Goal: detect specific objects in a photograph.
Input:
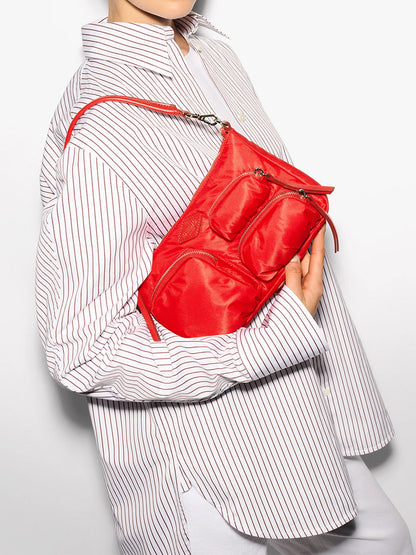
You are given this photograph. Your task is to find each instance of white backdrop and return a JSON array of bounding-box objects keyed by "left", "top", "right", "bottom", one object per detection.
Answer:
[{"left": 1, "top": 1, "right": 414, "bottom": 553}]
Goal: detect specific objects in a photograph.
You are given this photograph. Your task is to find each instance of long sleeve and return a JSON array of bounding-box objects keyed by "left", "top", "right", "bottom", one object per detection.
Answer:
[{"left": 35, "top": 145, "right": 328, "bottom": 403}]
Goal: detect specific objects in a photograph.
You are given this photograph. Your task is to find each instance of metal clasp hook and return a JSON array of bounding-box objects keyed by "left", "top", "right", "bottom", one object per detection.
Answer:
[{"left": 185, "top": 112, "right": 225, "bottom": 126}]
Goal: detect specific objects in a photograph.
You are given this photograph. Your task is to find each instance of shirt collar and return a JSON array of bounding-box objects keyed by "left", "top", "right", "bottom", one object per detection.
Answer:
[{"left": 81, "top": 11, "right": 229, "bottom": 78}]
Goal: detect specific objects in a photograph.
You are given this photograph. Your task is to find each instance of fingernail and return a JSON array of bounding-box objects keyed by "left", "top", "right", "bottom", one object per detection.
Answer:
[{"left": 290, "top": 255, "right": 300, "bottom": 262}]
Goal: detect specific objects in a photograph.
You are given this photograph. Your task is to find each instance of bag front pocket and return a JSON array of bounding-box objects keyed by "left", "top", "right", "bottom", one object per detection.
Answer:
[
  {"left": 239, "top": 193, "right": 322, "bottom": 280},
  {"left": 151, "top": 250, "right": 261, "bottom": 337},
  {"left": 209, "top": 171, "right": 270, "bottom": 241}
]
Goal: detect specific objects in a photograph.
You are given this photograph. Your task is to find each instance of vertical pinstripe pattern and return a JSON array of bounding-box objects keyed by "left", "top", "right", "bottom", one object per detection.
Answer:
[{"left": 35, "top": 11, "right": 394, "bottom": 554}]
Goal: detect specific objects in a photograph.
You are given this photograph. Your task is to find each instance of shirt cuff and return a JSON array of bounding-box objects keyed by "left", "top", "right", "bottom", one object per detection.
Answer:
[{"left": 236, "top": 285, "right": 330, "bottom": 381}]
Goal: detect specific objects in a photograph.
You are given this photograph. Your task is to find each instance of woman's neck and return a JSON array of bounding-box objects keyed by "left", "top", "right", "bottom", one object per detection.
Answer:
[{"left": 107, "top": 0, "right": 190, "bottom": 56}]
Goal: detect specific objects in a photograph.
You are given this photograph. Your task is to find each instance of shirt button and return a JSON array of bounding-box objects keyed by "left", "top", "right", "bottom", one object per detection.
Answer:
[
  {"left": 191, "top": 25, "right": 199, "bottom": 35},
  {"left": 238, "top": 112, "right": 246, "bottom": 123},
  {"left": 322, "top": 387, "right": 331, "bottom": 397},
  {"left": 194, "top": 43, "right": 202, "bottom": 52}
]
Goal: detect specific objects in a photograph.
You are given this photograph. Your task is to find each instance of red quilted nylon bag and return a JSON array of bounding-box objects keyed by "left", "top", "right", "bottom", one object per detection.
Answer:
[{"left": 65, "top": 97, "right": 338, "bottom": 340}]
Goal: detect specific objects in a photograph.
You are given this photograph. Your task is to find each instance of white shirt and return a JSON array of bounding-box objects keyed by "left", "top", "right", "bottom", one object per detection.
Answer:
[{"left": 35, "top": 10, "right": 395, "bottom": 553}]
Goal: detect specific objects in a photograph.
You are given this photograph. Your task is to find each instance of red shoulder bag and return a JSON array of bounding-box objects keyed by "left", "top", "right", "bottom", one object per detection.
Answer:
[{"left": 65, "top": 96, "right": 338, "bottom": 340}]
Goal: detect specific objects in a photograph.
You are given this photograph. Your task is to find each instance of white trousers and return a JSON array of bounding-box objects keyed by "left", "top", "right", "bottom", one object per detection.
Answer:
[{"left": 182, "top": 456, "right": 414, "bottom": 555}]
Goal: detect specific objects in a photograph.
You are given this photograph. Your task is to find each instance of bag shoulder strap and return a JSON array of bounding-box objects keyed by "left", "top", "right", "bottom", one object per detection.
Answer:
[
  {"left": 63, "top": 95, "right": 231, "bottom": 342},
  {"left": 64, "top": 95, "right": 230, "bottom": 149},
  {"left": 64, "top": 95, "right": 188, "bottom": 149}
]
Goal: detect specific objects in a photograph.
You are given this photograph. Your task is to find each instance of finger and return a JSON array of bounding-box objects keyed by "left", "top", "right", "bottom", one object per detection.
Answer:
[
  {"left": 300, "top": 251, "right": 310, "bottom": 278},
  {"left": 284, "top": 254, "right": 303, "bottom": 298},
  {"left": 307, "top": 223, "right": 326, "bottom": 251},
  {"left": 310, "top": 225, "right": 326, "bottom": 255},
  {"left": 307, "top": 225, "right": 326, "bottom": 280}
]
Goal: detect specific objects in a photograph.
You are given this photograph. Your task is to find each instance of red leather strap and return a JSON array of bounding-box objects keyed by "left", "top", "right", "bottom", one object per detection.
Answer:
[
  {"left": 64, "top": 95, "right": 189, "bottom": 149},
  {"left": 137, "top": 291, "right": 161, "bottom": 341},
  {"left": 264, "top": 173, "right": 339, "bottom": 251},
  {"left": 64, "top": 95, "right": 188, "bottom": 341},
  {"left": 306, "top": 196, "right": 340, "bottom": 253}
]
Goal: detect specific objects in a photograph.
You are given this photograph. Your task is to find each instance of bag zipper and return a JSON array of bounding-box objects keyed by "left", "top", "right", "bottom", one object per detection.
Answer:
[
  {"left": 239, "top": 192, "right": 300, "bottom": 254},
  {"left": 258, "top": 169, "right": 335, "bottom": 195},
  {"left": 239, "top": 190, "right": 339, "bottom": 254},
  {"left": 209, "top": 166, "right": 334, "bottom": 223},
  {"left": 257, "top": 168, "right": 339, "bottom": 251},
  {"left": 151, "top": 250, "right": 218, "bottom": 307},
  {"left": 208, "top": 169, "right": 266, "bottom": 220},
  {"left": 150, "top": 249, "right": 260, "bottom": 308}
]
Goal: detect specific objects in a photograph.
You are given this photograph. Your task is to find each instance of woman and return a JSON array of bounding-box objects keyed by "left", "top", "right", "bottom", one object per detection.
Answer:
[{"left": 35, "top": 0, "right": 414, "bottom": 553}]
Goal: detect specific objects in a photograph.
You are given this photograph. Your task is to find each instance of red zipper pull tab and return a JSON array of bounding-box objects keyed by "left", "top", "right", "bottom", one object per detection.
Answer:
[
  {"left": 137, "top": 291, "right": 161, "bottom": 341},
  {"left": 299, "top": 190, "right": 339, "bottom": 253},
  {"left": 263, "top": 173, "right": 335, "bottom": 195}
]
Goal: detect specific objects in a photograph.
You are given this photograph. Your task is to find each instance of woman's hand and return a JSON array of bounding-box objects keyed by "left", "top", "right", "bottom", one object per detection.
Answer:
[{"left": 284, "top": 226, "right": 326, "bottom": 317}]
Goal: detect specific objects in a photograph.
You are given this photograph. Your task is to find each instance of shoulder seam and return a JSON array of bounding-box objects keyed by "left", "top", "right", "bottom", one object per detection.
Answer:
[{"left": 62, "top": 143, "right": 150, "bottom": 216}]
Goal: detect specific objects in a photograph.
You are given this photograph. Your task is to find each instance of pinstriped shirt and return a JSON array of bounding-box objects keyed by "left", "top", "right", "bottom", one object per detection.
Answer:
[{"left": 35, "top": 11, "right": 395, "bottom": 553}]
